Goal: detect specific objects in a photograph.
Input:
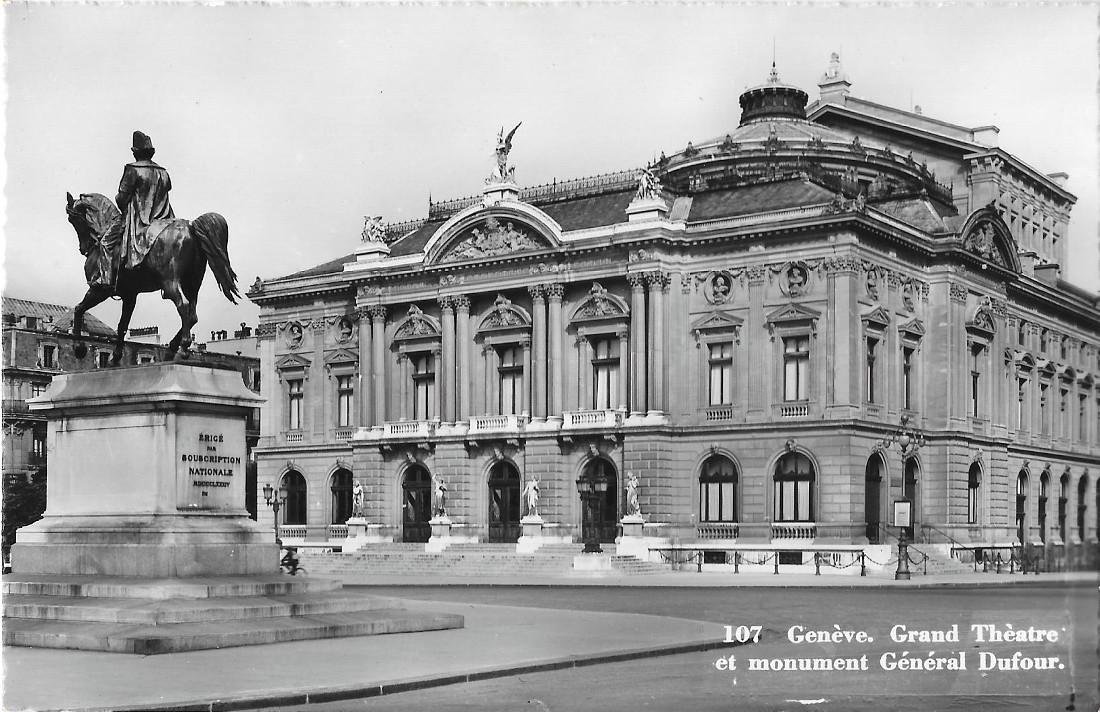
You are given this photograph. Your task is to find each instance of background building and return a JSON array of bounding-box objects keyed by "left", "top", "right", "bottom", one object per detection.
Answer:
[
  {"left": 1, "top": 297, "right": 262, "bottom": 558},
  {"left": 249, "top": 57, "right": 1099, "bottom": 564}
]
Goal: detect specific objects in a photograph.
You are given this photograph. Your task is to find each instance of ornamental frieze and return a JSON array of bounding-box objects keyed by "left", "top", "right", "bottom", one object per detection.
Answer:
[
  {"left": 439, "top": 218, "right": 548, "bottom": 263},
  {"left": 256, "top": 322, "right": 277, "bottom": 339}
]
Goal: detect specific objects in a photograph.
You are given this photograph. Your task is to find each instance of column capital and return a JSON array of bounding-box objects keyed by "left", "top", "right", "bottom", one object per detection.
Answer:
[
  {"left": 396, "top": 352, "right": 409, "bottom": 363},
  {"left": 949, "top": 283, "right": 970, "bottom": 303},
  {"left": 574, "top": 334, "right": 589, "bottom": 346},
  {"left": 615, "top": 327, "right": 630, "bottom": 341},
  {"left": 256, "top": 322, "right": 278, "bottom": 339},
  {"left": 626, "top": 272, "right": 646, "bottom": 289},
  {"left": 645, "top": 271, "right": 671, "bottom": 290},
  {"left": 438, "top": 296, "right": 456, "bottom": 311},
  {"left": 528, "top": 285, "right": 546, "bottom": 300},
  {"left": 545, "top": 283, "right": 565, "bottom": 300},
  {"left": 453, "top": 294, "right": 471, "bottom": 311},
  {"left": 367, "top": 305, "right": 388, "bottom": 321},
  {"left": 823, "top": 256, "right": 861, "bottom": 274},
  {"left": 355, "top": 306, "right": 373, "bottom": 320},
  {"left": 520, "top": 336, "right": 532, "bottom": 349}
]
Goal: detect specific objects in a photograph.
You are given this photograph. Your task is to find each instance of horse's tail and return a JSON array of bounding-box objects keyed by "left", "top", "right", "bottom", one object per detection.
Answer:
[{"left": 191, "top": 212, "right": 239, "bottom": 304}]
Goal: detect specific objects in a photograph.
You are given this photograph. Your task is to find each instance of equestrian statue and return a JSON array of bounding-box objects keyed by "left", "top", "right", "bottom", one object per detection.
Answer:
[{"left": 65, "top": 131, "right": 238, "bottom": 364}]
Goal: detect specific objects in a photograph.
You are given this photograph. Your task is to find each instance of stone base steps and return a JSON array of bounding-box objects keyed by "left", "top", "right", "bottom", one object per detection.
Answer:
[
  {"left": 1, "top": 574, "right": 464, "bottom": 654},
  {"left": 609, "top": 555, "right": 670, "bottom": 575}
]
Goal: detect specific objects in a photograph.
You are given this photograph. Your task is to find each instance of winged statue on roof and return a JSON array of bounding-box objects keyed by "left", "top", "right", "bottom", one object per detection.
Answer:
[{"left": 491, "top": 122, "right": 522, "bottom": 183}]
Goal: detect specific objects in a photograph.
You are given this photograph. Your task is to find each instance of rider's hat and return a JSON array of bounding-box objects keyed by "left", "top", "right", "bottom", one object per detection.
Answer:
[{"left": 131, "top": 131, "right": 154, "bottom": 151}]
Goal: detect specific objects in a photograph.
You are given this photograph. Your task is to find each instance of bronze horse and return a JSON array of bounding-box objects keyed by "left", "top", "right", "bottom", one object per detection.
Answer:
[{"left": 65, "top": 192, "right": 239, "bottom": 364}]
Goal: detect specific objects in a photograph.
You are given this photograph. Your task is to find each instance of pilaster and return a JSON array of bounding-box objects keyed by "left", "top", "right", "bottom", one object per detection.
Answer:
[
  {"left": 627, "top": 273, "right": 647, "bottom": 414},
  {"left": 356, "top": 308, "right": 373, "bottom": 427},
  {"left": 455, "top": 295, "right": 471, "bottom": 421},
  {"left": 646, "top": 271, "right": 669, "bottom": 413},
  {"left": 529, "top": 286, "right": 547, "bottom": 419},
  {"left": 369, "top": 306, "right": 387, "bottom": 423},
  {"left": 546, "top": 284, "right": 564, "bottom": 418}
]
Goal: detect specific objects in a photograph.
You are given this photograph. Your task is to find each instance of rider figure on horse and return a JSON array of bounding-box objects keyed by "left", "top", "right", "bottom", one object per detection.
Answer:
[{"left": 96, "top": 131, "right": 174, "bottom": 288}]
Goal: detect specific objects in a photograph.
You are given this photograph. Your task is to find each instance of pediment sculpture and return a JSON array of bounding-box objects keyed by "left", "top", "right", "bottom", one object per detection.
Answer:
[
  {"left": 963, "top": 221, "right": 1006, "bottom": 266},
  {"left": 394, "top": 305, "right": 439, "bottom": 339},
  {"left": 440, "top": 217, "right": 546, "bottom": 263}
]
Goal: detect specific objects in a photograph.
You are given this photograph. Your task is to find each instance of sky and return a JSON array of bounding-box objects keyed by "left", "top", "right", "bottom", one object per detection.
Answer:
[{"left": 3, "top": 2, "right": 1098, "bottom": 341}]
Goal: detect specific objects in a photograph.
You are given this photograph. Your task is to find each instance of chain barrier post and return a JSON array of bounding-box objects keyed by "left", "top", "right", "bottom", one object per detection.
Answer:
[
  {"left": 697, "top": 551, "right": 703, "bottom": 573},
  {"left": 860, "top": 550, "right": 866, "bottom": 576},
  {"left": 814, "top": 551, "right": 820, "bottom": 575},
  {"left": 773, "top": 553, "right": 779, "bottom": 575},
  {"left": 733, "top": 550, "right": 740, "bottom": 574}
]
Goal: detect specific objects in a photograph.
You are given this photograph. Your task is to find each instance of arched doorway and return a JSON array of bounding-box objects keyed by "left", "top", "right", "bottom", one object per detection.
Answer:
[
  {"left": 1078, "top": 475, "right": 1089, "bottom": 542},
  {"left": 488, "top": 461, "right": 521, "bottom": 543},
  {"left": 280, "top": 470, "right": 307, "bottom": 525},
  {"left": 865, "top": 454, "right": 885, "bottom": 543},
  {"left": 580, "top": 458, "right": 618, "bottom": 543},
  {"left": 903, "top": 458, "right": 920, "bottom": 540},
  {"left": 402, "top": 465, "right": 433, "bottom": 543},
  {"left": 967, "top": 462, "right": 982, "bottom": 526},
  {"left": 1016, "top": 470, "right": 1029, "bottom": 544},
  {"left": 330, "top": 468, "right": 354, "bottom": 524}
]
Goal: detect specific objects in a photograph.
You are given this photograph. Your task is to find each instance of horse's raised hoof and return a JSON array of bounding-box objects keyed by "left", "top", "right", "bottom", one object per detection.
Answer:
[{"left": 73, "top": 342, "right": 88, "bottom": 359}]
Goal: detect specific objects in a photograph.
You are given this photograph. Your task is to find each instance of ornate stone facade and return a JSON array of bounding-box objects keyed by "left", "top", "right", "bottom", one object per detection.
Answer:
[{"left": 249, "top": 61, "right": 1100, "bottom": 559}]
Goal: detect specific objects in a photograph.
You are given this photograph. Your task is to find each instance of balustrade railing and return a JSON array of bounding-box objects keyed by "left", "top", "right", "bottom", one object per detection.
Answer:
[
  {"left": 562, "top": 409, "right": 624, "bottom": 429},
  {"left": 778, "top": 402, "right": 809, "bottom": 418},
  {"left": 328, "top": 524, "right": 349, "bottom": 539},
  {"left": 771, "top": 522, "right": 817, "bottom": 539},
  {"left": 697, "top": 523, "right": 739, "bottom": 540},
  {"left": 468, "top": 414, "right": 526, "bottom": 434},
  {"left": 284, "top": 431, "right": 304, "bottom": 443},
  {"left": 705, "top": 406, "right": 735, "bottom": 422},
  {"left": 383, "top": 420, "right": 437, "bottom": 438},
  {"left": 279, "top": 525, "right": 307, "bottom": 539},
  {"left": 334, "top": 427, "right": 356, "bottom": 442}
]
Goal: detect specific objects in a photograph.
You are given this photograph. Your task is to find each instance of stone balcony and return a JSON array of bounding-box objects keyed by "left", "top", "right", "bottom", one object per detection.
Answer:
[
  {"left": 561, "top": 409, "right": 625, "bottom": 430},
  {"left": 467, "top": 413, "right": 528, "bottom": 436}
]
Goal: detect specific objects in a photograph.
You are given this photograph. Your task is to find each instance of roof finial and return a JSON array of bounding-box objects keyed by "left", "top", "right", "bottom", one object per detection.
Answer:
[{"left": 769, "top": 39, "right": 779, "bottom": 83}]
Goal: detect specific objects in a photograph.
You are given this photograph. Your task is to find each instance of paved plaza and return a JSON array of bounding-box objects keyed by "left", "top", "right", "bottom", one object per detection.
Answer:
[{"left": 3, "top": 572, "right": 1094, "bottom": 712}]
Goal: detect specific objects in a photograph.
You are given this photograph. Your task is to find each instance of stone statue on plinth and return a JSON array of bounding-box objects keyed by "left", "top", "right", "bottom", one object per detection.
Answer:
[
  {"left": 489, "top": 122, "right": 522, "bottom": 184},
  {"left": 521, "top": 476, "right": 540, "bottom": 518},
  {"left": 433, "top": 474, "right": 448, "bottom": 517},
  {"left": 351, "top": 480, "right": 365, "bottom": 518},
  {"left": 625, "top": 472, "right": 641, "bottom": 517}
]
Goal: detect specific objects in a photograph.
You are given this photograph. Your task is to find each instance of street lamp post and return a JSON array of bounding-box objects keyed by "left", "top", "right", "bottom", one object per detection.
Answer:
[
  {"left": 893, "top": 498, "right": 912, "bottom": 581},
  {"left": 576, "top": 474, "right": 609, "bottom": 553},
  {"left": 262, "top": 482, "right": 288, "bottom": 545}
]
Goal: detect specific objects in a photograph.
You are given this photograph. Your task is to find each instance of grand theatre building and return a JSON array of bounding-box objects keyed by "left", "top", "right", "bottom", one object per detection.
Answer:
[{"left": 250, "top": 57, "right": 1099, "bottom": 558}]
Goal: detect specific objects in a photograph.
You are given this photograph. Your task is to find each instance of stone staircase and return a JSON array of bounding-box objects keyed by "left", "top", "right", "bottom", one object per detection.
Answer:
[
  {"left": 2, "top": 574, "right": 463, "bottom": 654},
  {"left": 302, "top": 543, "right": 673, "bottom": 577}
]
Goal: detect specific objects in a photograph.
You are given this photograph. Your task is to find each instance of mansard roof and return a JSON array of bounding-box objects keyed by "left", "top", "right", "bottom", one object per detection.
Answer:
[{"left": 688, "top": 178, "right": 835, "bottom": 221}]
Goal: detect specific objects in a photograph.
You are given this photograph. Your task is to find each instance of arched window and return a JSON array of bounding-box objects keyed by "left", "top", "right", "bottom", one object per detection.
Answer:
[
  {"left": 1016, "top": 471, "right": 1029, "bottom": 544},
  {"left": 1078, "top": 475, "right": 1089, "bottom": 542},
  {"left": 699, "top": 455, "right": 738, "bottom": 523},
  {"left": 330, "top": 468, "right": 353, "bottom": 524},
  {"left": 280, "top": 470, "right": 307, "bottom": 525},
  {"left": 774, "top": 452, "right": 814, "bottom": 522},
  {"left": 1038, "top": 471, "right": 1050, "bottom": 543},
  {"left": 967, "top": 463, "right": 981, "bottom": 525},
  {"left": 865, "top": 454, "right": 886, "bottom": 543}
]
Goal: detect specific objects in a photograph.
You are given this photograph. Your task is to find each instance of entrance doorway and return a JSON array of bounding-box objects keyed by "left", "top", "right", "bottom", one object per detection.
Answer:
[
  {"left": 580, "top": 458, "right": 618, "bottom": 543},
  {"left": 488, "top": 462, "right": 521, "bottom": 543},
  {"left": 402, "top": 465, "right": 432, "bottom": 543},
  {"left": 903, "top": 458, "right": 920, "bottom": 540},
  {"left": 1016, "top": 471, "right": 1029, "bottom": 544},
  {"left": 865, "top": 454, "right": 885, "bottom": 544}
]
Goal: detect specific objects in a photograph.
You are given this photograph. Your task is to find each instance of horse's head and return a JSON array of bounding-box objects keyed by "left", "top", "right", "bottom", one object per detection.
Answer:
[{"left": 66, "top": 192, "right": 120, "bottom": 255}]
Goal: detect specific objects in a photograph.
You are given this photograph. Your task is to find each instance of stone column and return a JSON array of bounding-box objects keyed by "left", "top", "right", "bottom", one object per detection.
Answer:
[
  {"left": 439, "top": 297, "right": 456, "bottom": 423},
  {"left": 745, "top": 266, "right": 767, "bottom": 420},
  {"left": 482, "top": 344, "right": 493, "bottom": 415},
  {"left": 529, "top": 286, "right": 547, "bottom": 418},
  {"left": 627, "top": 273, "right": 647, "bottom": 414},
  {"left": 398, "top": 353, "right": 409, "bottom": 421},
  {"left": 948, "top": 284, "right": 970, "bottom": 429},
  {"left": 455, "top": 295, "right": 471, "bottom": 421},
  {"left": 646, "top": 272, "right": 669, "bottom": 413},
  {"left": 369, "top": 306, "right": 387, "bottom": 424},
  {"left": 357, "top": 308, "right": 373, "bottom": 427},
  {"left": 432, "top": 346, "right": 443, "bottom": 420},
  {"left": 256, "top": 323, "right": 279, "bottom": 439},
  {"left": 310, "top": 321, "right": 326, "bottom": 438},
  {"left": 576, "top": 335, "right": 589, "bottom": 409},
  {"left": 521, "top": 337, "right": 532, "bottom": 416},
  {"left": 616, "top": 328, "right": 629, "bottom": 411},
  {"left": 546, "top": 284, "right": 564, "bottom": 418}
]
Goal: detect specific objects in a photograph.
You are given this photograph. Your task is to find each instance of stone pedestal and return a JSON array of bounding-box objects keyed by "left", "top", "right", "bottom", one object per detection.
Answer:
[
  {"left": 620, "top": 513, "right": 645, "bottom": 538},
  {"left": 516, "top": 514, "right": 545, "bottom": 553},
  {"left": 625, "top": 196, "right": 669, "bottom": 222},
  {"left": 614, "top": 515, "right": 669, "bottom": 561},
  {"left": 12, "top": 363, "right": 270, "bottom": 577},
  {"left": 426, "top": 516, "right": 453, "bottom": 552},
  {"left": 343, "top": 517, "right": 390, "bottom": 552}
]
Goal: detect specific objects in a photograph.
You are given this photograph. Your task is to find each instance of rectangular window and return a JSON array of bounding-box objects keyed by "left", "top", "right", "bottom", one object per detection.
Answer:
[
  {"left": 1017, "top": 378, "right": 1028, "bottom": 430},
  {"left": 1039, "top": 383, "right": 1049, "bottom": 435},
  {"left": 40, "top": 344, "right": 57, "bottom": 369},
  {"left": 969, "top": 345, "right": 983, "bottom": 418},
  {"left": 138, "top": 353, "right": 155, "bottom": 364},
  {"left": 30, "top": 382, "right": 46, "bottom": 398},
  {"left": 1059, "top": 389, "right": 1068, "bottom": 438},
  {"left": 902, "top": 347, "right": 914, "bottom": 410},
  {"left": 708, "top": 342, "right": 733, "bottom": 406},
  {"left": 1018, "top": 321, "right": 1027, "bottom": 346},
  {"left": 336, "top": 375, "right": 354, "bottom": 427},
  {"left": 773, "top": 479, "right": 813, "bottom": 522},
  {"left": 96, "top": 351, "right": 112, "bottom": 368},
  {"left": 782, "top": 336, "right": 809, "bottom": 402},
  {"left": 866, "top": 337, "right": 878, "bottom": 403},
  {"left": 288, "top": 379, "right": 303, "bottom": 430},
  {"left": 700, "top": 481, "right": 736, "bottom": 522},
  {"left": 31, "top": 431, "right": 46, "bottom": 459},
  {"left": 412, "top": 353, "right": 436, "bottom": 420},
  {"left": 498, "top": 346, "right": 522, "bottom": 416},
  {"left": 591, "top": 338, "right": 620, "bottom": 410},
  {"left": 1080, "top": 395, "right": 1088, "bottom": 442}
]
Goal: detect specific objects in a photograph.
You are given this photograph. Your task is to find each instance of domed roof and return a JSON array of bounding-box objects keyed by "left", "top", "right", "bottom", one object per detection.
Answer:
[{"left": 738, "top": 64, "right": 809, "bottom": 124}]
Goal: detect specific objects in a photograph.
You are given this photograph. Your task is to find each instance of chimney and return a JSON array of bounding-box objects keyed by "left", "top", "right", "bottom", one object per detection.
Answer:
[{"left": 1033, "top": 262, "right": 1061, "bottom": 286}]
